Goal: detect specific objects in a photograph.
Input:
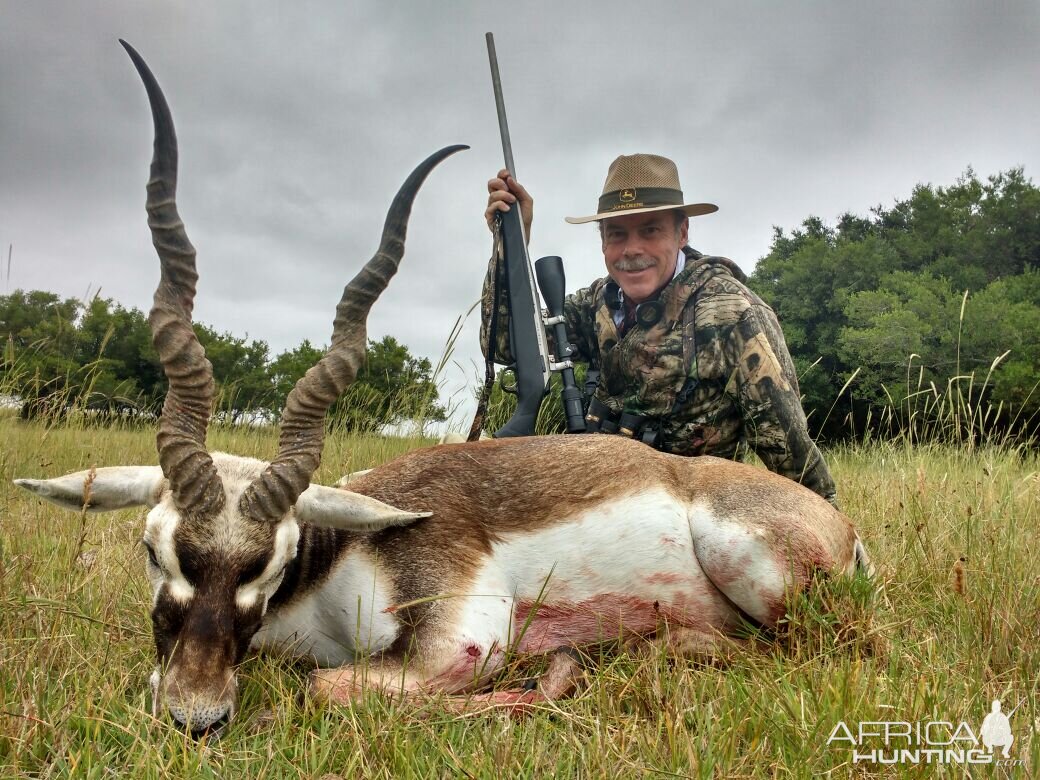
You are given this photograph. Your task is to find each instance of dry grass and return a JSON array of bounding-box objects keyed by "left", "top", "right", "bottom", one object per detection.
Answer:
[{"left": 1, "top": 417, "right": 1037, "bottom": 778}]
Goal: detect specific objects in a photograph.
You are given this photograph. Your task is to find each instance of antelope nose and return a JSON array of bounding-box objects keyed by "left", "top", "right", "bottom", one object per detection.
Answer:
[
  {"left": 167, "top": 694, "right": 232, "bottom": 740},
  {"left": 167, "top": 700, "right": 232, "bottom": 737}
]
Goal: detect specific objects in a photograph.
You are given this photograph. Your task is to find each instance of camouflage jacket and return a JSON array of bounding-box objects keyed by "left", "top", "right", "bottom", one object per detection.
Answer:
[{"left": 480, "top": 243, "right": 837, "bottom": 504}]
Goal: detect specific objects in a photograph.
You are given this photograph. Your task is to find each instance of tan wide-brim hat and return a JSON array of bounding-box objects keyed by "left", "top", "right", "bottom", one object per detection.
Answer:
[{"left": 564, "top": 153, "right": 718, "bottom": 224}]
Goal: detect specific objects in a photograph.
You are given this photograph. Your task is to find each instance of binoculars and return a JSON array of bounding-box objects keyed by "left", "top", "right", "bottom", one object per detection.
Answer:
[{"left": 584, "top": 397, "right": 660, "bottom": 448}]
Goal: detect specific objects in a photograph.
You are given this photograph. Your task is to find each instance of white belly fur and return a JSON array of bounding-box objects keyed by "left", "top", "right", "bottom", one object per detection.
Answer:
[{"left": 452, "top": 488, "right": 742, "bottom": 656}]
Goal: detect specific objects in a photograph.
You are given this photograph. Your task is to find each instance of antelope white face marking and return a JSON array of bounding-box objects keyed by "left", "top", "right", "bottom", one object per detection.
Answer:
[
  {"left": 142, "top": 502, "right": 195, "bottom": 604},
  {"left": 235, "top": 518, "right": 299, "bottom": 610},
  {"left": 149, "top": 668, "right": 161, "bottom": 716}
]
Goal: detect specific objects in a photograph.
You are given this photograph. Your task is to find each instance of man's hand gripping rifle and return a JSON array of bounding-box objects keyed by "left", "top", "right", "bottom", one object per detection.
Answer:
[{"left": 482, "top": 33, "right": 585, "bottom": 438}]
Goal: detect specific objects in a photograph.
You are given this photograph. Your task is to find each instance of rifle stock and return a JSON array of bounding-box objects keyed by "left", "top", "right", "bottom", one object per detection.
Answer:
[{"left": 493, "top": 204, "right": 551, "bottom": 437}]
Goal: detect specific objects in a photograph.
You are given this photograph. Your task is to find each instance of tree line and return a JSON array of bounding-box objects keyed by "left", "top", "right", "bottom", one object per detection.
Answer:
[
  {"left": 0, "top": 291, "right": 445, "bottom": 430},
  {"left": 747, "top": 167, "right": 1039, "bottom": 441},
  {"left": 4, "top": 166, "right": 1038, "bottom": 442}
]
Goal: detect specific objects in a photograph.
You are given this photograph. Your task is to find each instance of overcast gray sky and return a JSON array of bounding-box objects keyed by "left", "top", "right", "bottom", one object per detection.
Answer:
[{"left": 3, "top": 2, "right": 1038, "bottom": 432}]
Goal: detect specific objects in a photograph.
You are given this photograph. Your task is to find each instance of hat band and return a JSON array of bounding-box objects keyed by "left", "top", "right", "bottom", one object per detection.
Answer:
[{"left": 597, "top": 187, "right": 683, "bottom": 215}]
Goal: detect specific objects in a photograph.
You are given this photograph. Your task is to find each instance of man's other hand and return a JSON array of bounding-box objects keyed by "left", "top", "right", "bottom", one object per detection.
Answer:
[{"left": 486, "top": 169, "right": 534, "bottom": 241}]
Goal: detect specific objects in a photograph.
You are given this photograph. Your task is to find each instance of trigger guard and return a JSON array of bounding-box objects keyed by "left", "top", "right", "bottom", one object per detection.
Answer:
[{"left": 500, "top": 366, "right": 519, "bottom": 395}]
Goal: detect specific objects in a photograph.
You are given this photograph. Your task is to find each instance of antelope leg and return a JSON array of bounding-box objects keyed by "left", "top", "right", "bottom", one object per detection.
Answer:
[
  {"left": 310, "top": 661, "right": 424, "bottom": 704},
  {"left": 632, "top": 626, "right": 751, "bottom": 663},
  {"left": 435, "top": 647, "right": 586, "bottom": 717}
]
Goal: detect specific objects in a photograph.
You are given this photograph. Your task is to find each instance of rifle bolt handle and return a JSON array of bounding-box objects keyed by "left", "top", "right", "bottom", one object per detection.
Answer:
[{"left": 549, "top": 358, "right": 575, "bottom": 371}]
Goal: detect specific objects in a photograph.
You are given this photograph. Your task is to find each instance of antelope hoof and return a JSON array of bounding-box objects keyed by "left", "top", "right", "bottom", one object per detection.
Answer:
[{"left": 537, "top": 647, "right": 585, "bottom": 700}]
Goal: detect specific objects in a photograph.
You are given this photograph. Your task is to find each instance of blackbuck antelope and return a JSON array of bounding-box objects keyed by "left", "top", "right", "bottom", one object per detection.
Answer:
[{"left": 15, "top": 42, "right": 871, "bottom": 735}]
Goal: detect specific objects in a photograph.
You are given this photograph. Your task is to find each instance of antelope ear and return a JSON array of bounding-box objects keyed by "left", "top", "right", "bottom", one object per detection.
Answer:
[
  {"left": 296, "top": 483, "right": 431, "bottom": 532},
  {"left": 14, "top": 466, "right": 167, "bottom": 512}
]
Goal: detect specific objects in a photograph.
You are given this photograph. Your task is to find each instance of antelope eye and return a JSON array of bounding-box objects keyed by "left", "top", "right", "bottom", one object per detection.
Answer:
[{"left": 142, "top": 541, "right": 160, "bottom": 569}]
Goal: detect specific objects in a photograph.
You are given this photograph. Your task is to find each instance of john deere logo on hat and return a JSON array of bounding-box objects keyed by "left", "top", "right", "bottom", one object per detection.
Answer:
[{"left": 565, "top": 153, "right": 719, "bottom": 224}]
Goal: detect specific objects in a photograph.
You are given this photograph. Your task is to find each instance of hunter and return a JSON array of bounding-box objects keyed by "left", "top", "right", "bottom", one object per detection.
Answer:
[{"left": 481, "top": 153, "right": 838, "bottom": 505}]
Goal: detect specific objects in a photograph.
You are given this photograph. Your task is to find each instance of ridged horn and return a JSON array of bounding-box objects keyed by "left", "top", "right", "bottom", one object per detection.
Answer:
[
  {"left": 120, "top": 40, "right": 224, "bottom": 515},
  {"left": 240, "top": 144, "right": 468, "bottom": 522}
]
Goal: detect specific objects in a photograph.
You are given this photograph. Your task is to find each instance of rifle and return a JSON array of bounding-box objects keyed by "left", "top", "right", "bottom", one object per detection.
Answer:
[{"left": 484, "top": 33, "right": 585, "bottom": 438}]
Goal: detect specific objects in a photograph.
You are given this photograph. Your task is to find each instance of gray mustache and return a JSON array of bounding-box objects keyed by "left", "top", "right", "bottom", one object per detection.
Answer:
[{"left": 615, "top": 256, "right": 655, "bottom": 272}]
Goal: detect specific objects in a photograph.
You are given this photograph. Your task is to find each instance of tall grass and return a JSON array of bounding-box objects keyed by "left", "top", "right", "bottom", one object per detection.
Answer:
[
  {"left": 862, "top": 350, "right": 1040, "bottom": 451},
  {"left": 847, "top": 294, "right": 1040, "bottom": 450}
]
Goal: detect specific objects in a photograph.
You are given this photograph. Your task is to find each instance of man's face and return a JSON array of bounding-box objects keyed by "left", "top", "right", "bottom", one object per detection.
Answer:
[{"left": 601, "top": 211, "right": 688, "bottom": 304}]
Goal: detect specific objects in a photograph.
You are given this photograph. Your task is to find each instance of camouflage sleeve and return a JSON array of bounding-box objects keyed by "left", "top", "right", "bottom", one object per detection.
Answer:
[
  {"left": 479, "top": 229, "right": 600, "bottom": 366},
  {"left": 723, "top": 303, "right": 839, "bottom": 506},
  {"left": 562, "top": 283, "right": 601, "bottom": 367}
]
